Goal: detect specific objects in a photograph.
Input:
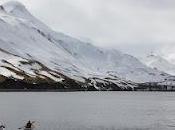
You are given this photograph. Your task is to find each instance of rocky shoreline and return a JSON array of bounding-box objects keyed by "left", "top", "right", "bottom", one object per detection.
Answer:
[{"left": 1, "top": 78, "right": 175, "bottom": 91}]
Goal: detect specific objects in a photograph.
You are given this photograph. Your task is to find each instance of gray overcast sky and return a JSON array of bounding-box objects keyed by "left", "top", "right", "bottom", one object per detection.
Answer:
[{"left": 1, "top": 0, "right": 175, "bottom": 61}]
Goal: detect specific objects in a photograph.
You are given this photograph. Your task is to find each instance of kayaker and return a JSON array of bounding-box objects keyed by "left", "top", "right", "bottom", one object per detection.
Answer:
[
  {"left": 0, "top": 125, "right": 5, "bottom": 130},
  {"left": 19, "top": 120, "right": 38, "bottom": 130},
  {"left": 25, "top": 121, "right": 32, "bottom": 129}
]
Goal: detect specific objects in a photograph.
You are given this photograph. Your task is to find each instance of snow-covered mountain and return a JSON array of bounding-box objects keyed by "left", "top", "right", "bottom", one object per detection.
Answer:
[
  {"left": 0, "top": 1, "right": 173, "bottom": 90},
  {"left": 141, "top": 54, "right": 175, "bottom": 76}
]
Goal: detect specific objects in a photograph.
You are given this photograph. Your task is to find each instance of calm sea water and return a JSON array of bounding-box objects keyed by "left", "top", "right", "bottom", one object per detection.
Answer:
[{"left": 0, "top": 92, "right": 175, "bottom": 130}]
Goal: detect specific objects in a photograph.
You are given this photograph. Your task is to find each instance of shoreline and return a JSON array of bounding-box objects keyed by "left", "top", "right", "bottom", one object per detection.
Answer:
[
  {"left": 0, "top": 89, "right": 87, "bottom": 92},
  {"left": 0, "top": 89, "right": 175, "bottom": 92}
]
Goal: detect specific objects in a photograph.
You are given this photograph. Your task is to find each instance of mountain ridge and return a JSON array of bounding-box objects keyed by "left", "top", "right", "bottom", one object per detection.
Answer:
[
  {"left": 140, "top": 53, "right": 175, "bottom": 76},
  {"left": 0, "top": 1, "right": 174, "bottom": 90}
]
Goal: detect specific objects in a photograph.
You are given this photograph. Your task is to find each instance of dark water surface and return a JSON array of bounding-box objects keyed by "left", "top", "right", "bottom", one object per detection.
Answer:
[{"left": 0, "top": 92, "right": 175, "bottom": 130}]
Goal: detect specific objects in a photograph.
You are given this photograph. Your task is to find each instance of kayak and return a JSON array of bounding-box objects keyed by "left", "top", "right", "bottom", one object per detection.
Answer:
[
  {"left": 23, "top": 128, "right": 34, "bottom": 130},
  {"left": 19, "top": 127, "right": 34, "bottom": 130}
]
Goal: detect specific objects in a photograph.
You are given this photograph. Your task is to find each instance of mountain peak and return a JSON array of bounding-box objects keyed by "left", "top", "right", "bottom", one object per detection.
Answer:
[
  {"left": 141, "top": 53, "right": 175, "bottom": 75},
  {"left": 1, "top": 1, "right": 32, "bottom": 19},
  {"left": 2, "top": 1, "right": 25, "bottom": 12}
]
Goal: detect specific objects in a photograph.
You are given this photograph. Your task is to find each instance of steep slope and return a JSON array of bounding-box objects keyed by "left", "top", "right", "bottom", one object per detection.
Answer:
[
  {"left": 0, "top": 1, "right": 173, "bottom": 90},
  {"left": 141, "top": 54, "right": 175, "bottom": 76}
]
